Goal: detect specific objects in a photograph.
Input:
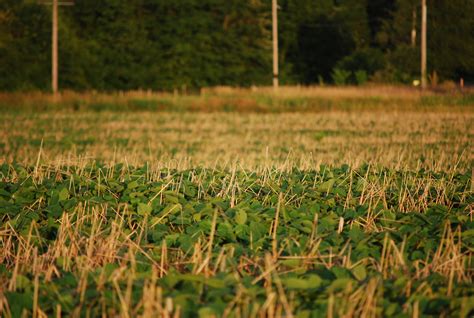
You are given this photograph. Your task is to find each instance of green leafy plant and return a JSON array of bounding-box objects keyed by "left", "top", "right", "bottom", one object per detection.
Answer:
[
  {"left": 355, "top": 70, "right": 368, "bottom": 85},
  {"left": 331, "top": 68, "right": 351, "bottom": 86}
]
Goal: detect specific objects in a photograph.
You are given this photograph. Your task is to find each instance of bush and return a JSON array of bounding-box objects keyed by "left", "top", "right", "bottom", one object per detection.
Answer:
[
  {"left": 354, "top": 70, "right": 368, "bottom": 85},
  {"left": 331, "top": 68, "right": 351, "bottom": 86},
  {"left": 336, "top": 48, "right": 385, "bottom": 77},
  {"left": 382, "top": 45, "right": 420, "bottom": 84}
]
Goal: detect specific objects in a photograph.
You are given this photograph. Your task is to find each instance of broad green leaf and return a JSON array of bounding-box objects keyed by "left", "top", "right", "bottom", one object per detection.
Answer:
[
  {"left": 318, "top": 179, "right": 336, "bottom": 192},
  {"left": 307, "top": 274, "right": 322, "bottom": 288},
  {"left": 282, "top": 275, "right": 321, "bottom": 290},
  {"left": 282, "top": 278, "right": 310, "bottom": 289},
  {"left": 127, "top": 180, "right": 139, "bottom": 190},
  {"left": 138, "top": 203, "right": 152, "bottom": 215},
  {"left": 352, "top": 264, "right": 367, "bottom": 281},
  {"left": 58, "top": 187, "right": 69, "bottom": 201},
  {"left": 235, "top": 209, "right": 247, "bottom": 225},
  {"left": 198, "top": 307, "right": 216, "bottom": 318},
  {"left": 327, "top": 278, "right": 354, "bottom": 292},
  {"left": 16, "top": 274, "right": 30, "bottom": 289}
]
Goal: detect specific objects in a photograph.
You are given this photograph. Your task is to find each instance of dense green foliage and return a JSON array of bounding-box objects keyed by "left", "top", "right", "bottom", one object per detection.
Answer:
[
  {"left": 0, "top": 0, "right": 473, "bottom": 90},
  {"left": 1, "top": 164, "right": 473, "bottom": 316}
]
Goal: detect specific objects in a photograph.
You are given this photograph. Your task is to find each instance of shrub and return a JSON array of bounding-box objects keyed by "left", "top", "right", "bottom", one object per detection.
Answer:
[
  {"left": 354, "top": 70, "right": 368, "bottom": 85},
  {"left": 383, "top": 45, "right": 420, "bottom": 84},
  {"left": 336, "top": 48, "right": 385, "bottom": 77},
  {"left": 331, "top": 68, "right": 351, "bottom": 86}
]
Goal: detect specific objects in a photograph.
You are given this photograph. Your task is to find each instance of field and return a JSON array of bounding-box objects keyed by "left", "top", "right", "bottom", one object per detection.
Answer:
[{"left": 0, "top": 87, "right": 473, "bottom": 317}]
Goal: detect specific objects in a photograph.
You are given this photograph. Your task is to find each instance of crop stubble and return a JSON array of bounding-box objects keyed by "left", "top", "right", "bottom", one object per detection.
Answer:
[{"left": 0, "top": 100, "right": 473, "bottom": 317}]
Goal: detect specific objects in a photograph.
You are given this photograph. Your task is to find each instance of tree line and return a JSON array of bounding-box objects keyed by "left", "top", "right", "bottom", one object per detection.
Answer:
[{"left": 0, "top": 0, "right": 473, "bottom": 91}]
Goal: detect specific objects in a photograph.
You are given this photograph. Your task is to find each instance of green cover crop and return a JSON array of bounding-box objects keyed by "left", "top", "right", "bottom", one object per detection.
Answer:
[{"left": 1, "top": 164, "right": 472, "bottom": 317}]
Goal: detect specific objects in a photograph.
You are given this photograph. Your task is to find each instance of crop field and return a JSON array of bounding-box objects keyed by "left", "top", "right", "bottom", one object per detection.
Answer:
[{"left": 0, "top": 89, "right": 473, "bottom": 317}]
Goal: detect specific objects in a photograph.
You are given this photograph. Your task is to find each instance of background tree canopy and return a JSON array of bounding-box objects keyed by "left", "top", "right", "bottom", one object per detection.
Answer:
[{"left": 0, "top": 0, "right": 472, "bottom": 91}]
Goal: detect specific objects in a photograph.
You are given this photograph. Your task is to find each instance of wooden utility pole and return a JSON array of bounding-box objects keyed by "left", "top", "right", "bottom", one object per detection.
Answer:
[
  {"left": 272, "top": 0, "right": 279, "bottom": 89},
  {"left": 421, "top": 0, "right": 427, "bottom": 89},
  {"left": 40, "top": 0, "right": 74, "bottom": 95},
  {"left": 52, "top": 0, "right": 58, "bottom": 94}
]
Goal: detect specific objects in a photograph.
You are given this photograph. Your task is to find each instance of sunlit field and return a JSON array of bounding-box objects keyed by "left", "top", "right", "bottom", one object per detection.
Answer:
[
  {"left": 0, "top": 87, "right": 473, "bottom": 317},
  {"left": 1, "top": 111, "right": 473, "bottom": 172}
]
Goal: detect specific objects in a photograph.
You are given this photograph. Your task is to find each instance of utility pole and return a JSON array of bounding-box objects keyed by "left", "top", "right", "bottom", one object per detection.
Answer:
[
  {"left": 411, "top": 6, "right": 417, "bottom": 47},
  {"left": 272, "top": 0, "right": 279, "bottom": 89},
  {"left": 52, "top": 0, "right": 58, "bottom": 94},
  {"left": 421, "top": 0, "right": 427, "bottom": 89},
  {"left": 40, "top": 0, "right": 74, "bottom": 95}
]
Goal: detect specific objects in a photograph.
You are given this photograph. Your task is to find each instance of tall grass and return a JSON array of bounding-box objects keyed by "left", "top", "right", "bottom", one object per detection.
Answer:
[{"left": 0, "top": 85, "right": 472, "bottom": 113}]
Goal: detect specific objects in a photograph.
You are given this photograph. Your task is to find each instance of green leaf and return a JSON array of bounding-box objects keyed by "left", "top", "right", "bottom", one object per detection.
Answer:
[
  {"left": 282, "top": 278, "right": 310, "bottom": 289},
  {"left": 235, "top": 209, "right": 247, "bottom": 225},
  {"left": 296, "top": 310, "right": 311, "bottom": 318},
  {"left": 318, "top": 179, "right": 336, "bottom": 192},
  {"left": 348, "top": 227, "right": 364, "bottom": 243},
  {"left": 281, "top": 259, "right": 301, "bottom": 268},
  {"left": 307, "top": 274, "right": 322, "bottom": 288},
  {"left": 184, "top": 184, "right": 197, "bottom": 197},
  {"left": 16, "top": 274, "right": 30, "bottom": 289},
  {"left": 198, "top": 307, "right": 216, "bottom": 318},
  {"left": 462, "top": 228, "right": 474, "bottom": 239},
  {"left": 58, "top": 187, "right": 69, "bottom": 202},
  {"left": 5, "top": 291, "right": 33, "bottom": 317},
  {"left": 352, "top": 264, "right": 367, "bottom": 281},
  {"left": 282, "top": 275, "right": 321, "bottom": 290},
  {"left": 138, "top": 203, "right": 152, "bottom": 215},
  {"left": 127, "top": 180, "right": 139, "bottom": 190},
  {"left": 217, "top": 222, "right": 236, "bottom": 241},
  {"left": 327, "top": 278, "right": 354, "bottom": 292}
]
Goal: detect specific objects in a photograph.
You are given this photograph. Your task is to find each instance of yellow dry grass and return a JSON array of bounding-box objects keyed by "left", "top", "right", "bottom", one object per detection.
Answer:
[{"left": 1, "top": 110, "right": 472, "bottom": 172}]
